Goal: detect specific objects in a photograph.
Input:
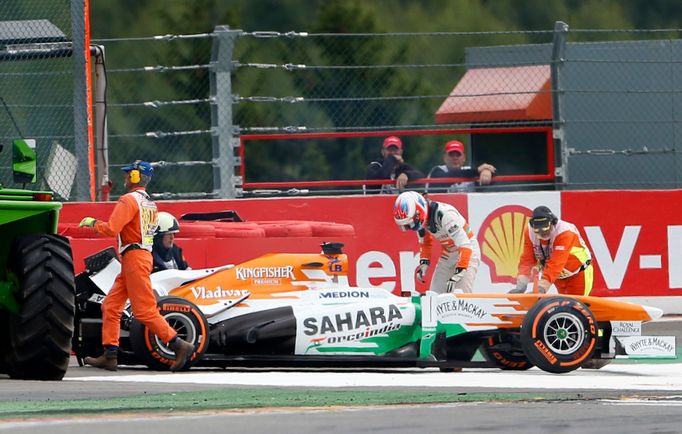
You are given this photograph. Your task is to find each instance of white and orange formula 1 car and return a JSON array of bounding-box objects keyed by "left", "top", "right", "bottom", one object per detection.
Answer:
[{"left": 73, "top": 243, "right": 676, "bottom": 374}]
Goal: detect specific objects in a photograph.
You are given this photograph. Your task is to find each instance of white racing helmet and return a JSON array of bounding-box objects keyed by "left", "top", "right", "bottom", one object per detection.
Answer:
[
  {"left": 156, "top": 211, "right": 180, "bottom": 236},
  {"left": 393, "top": 191, "right": 428, "bottom": 231}
]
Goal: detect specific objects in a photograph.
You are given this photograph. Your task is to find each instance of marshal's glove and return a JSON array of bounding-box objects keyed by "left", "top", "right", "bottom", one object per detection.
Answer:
[
  {"left": 79, "top": 217, "right": 96, "bottom": 228},
  {"left": 445, "top": 267, "right": 466, "bottom": 293},
  {"left": 508, "top": 285, "right": 526, "bottom": 294},
  {"left": 415, "top": 259, "right": 430, "bottom": 283},
  {"left": 538, "top": 279, "right": 551, "bottom": 294},
  {"left": 508, "top": 275, "right": 529, "bottom": 294}
]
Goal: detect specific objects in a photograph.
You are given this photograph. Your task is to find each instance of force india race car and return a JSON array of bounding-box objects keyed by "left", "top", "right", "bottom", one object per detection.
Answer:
[{"left": 73, "top": 243, "right": 676, "bottom": 374}]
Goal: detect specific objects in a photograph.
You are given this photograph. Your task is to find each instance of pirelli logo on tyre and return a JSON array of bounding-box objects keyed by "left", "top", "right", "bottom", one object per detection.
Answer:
[
  {"left": 161, "top": 303, "right": 191, "bottom": 313},
  {"left": 533, "top": 339, "right": 558, "bottom": 364},
  {"left": 477, "top": 205, "right": 532, "bottom": 284}
]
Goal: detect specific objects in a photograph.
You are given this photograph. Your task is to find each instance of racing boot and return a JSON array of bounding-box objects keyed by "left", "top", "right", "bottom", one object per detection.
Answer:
[
  {"left": 84, "top": 347, "right": 118, "bottom": 371},
  {"left": 169, "top": 337, "right": 194, "bottom": 372}
]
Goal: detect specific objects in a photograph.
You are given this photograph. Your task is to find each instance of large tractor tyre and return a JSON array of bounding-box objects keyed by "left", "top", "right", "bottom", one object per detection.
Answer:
[
  {"left": 129, "top": 297, "right": 209, "bottom": 371},
  {"left": 5, "top": 234, "right": 76, "bottom": 380},
  {"left": 480, "top": 334, "right": 534, "bottom": 371},
  {"left": 520, "top": 297, "right": 597, "bottom": 374}
]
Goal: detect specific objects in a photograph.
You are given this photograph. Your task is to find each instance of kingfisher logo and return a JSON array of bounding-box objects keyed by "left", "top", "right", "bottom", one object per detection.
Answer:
[
  {"left": 235, "top": 266, "right": 294, "bottom": 281},
  {"left": 477, "top": 205, "right": 532, "bottom": 283}
]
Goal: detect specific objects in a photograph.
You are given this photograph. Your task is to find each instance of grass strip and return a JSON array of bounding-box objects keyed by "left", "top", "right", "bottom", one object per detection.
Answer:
[{"left": 0, "top": 388, "right": 580, "bottom": 420}]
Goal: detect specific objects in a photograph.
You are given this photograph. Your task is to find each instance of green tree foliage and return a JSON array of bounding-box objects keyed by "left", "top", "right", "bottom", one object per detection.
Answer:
[{"left": 89, "top": 0, "right": 682, "bottom": 193}]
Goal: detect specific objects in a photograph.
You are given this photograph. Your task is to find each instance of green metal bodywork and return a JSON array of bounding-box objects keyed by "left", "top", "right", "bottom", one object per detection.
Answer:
[{"left": 0, "top": 187, "right": 61, "bottom": 313}]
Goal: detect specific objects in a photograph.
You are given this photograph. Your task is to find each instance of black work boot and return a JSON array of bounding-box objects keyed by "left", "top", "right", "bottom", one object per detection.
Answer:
[
  {"left": 84, "top": 348, "right": 118, "bottom": 371},
  {"left": 169, "top": 338, "right": 194, "bottom": 372}
]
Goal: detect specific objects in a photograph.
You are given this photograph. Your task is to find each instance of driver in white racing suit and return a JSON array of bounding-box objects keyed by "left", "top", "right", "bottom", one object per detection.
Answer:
[{"left": 393, "top": 191, "right": 480, "bottom": 293}]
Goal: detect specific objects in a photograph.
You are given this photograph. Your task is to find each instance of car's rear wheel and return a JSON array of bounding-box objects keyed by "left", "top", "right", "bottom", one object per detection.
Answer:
[
  {"left": 480, "top": 334, "right": 533, "bottom": 370},
  {"left": 520, "top": 297, "right": 597, "bottom": 374},
  {"left": 129, "top": 297, "right": 209, "bottom": 370},
  {"left": 3, "top": 235, "right": 75, "bottom": 380}
]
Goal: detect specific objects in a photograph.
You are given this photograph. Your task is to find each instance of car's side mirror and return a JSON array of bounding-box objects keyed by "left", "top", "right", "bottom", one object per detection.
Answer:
[{"left": 12, "top": 139, "right": 36, "bottom": 184}]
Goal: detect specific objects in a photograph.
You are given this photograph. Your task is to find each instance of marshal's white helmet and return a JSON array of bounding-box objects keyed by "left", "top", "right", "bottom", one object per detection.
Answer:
[
  {"left": 393, "top": 191, "right": 428, "bottom": 231},
  {"left": 156, "top": 211, "right": 180, "bottom": 235}
]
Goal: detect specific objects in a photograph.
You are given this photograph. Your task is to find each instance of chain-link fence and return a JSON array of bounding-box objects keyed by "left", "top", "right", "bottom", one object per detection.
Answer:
[
  {"left": 95, "top": 32, "right": 216, "bottom": 200},
  {"left": 100, "top": 24, "right": 682, "bottom": 198},
  {"left": 5, "top": 14, "right": 682, "bottom": 199},
  {"left": 0, "top": 0, "right": 89, "bottom": 200},
  {"left": 227, "top": 25, "right": 682, "bottom": 193}
]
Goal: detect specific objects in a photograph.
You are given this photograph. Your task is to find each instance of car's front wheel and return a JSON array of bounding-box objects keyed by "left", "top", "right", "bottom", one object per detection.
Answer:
[{"left": 520, "top": 297, "right": 597, "bottom": 374}]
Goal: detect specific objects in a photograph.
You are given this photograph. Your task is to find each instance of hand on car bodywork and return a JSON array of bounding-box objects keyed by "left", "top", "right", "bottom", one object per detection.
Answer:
[
  {"left": 538, "top": 279, "right": 551, "bottom": 293},
  {"left": 415, "top": 259, "right": 430, "bottom": 283},
  {"left": 445, "top": 267, "right": 466, "bottom": 293},
  {"left": 508, "top": 275, "right": 529, "bottom": 294}
]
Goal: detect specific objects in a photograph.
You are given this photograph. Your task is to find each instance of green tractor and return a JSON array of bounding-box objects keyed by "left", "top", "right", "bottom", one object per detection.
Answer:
[{"left": 0, "top": 140, "right": 76, "bottom": 380}]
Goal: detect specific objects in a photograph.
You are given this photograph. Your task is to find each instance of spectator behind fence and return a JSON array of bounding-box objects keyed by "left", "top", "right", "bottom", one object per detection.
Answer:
[
  {"left": 425, "top": 140, "right": 496, "bottom": 193},
  {"left": 365, "top": 136, "right": 424, "bottom": 194}
]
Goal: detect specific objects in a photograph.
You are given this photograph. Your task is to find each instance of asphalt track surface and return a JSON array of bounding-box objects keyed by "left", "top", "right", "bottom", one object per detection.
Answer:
[{"left": 0, "top": 320, "right": 680, "bottom": 433}]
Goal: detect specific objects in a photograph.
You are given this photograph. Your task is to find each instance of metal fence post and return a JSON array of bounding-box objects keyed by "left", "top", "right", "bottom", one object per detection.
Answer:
[
  {"left": 71, "top": 0, "right": 91, "bottom": 201},
  {"left": 551, "top": 20, "right": 569, "bottom": 188},
  {"left": 210, "top": 25, "right": 241, "bottom": 198}
]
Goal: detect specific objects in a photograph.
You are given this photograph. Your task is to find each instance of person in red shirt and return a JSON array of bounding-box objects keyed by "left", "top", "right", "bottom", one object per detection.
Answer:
[
  {"left": 79, "top": 161, "right": 194, "bottom": 371},
  {"left": 510, "top": 206, "right": 593, "bottom": 296}
]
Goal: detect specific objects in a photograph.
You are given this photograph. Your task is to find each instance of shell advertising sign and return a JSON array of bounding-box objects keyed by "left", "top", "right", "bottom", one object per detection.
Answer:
[{"left": 468, "top": 191, "right": 561, "bottom": 294}]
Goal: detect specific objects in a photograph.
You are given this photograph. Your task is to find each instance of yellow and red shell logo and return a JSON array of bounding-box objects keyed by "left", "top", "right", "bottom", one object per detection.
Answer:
[{"left": 477, "top": 205, "right": 532, "bottom": 283}]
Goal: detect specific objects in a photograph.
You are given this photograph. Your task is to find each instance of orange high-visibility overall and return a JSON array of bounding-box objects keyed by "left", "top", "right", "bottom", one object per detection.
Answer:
[
  {"left": 517, "top": 220, "right": 593, "bottom": 296},
  {"left": 94, "top": 187, "right": 176, "bottom": 347}
]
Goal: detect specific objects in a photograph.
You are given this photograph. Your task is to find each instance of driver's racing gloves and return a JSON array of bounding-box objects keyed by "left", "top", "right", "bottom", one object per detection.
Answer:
[
  {"left": 415, "top": 259, "right": 430, "bottom": 283},
  {"left": 445, "top": 267, "right": 466, "bottom": 293}
]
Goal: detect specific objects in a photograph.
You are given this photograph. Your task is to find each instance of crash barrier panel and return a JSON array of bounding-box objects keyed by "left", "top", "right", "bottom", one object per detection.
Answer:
[
  {"left": 172, "top": 222, "right": 217, "bottom": 238},
  {"left": 62, "top": 189, "right": 682, "bottom": 314},
  {"left": 62, "top": 212, "right": 356, "bottom": 274},
  {"left": 252, "top": 221, "right": 313, "bottom": 237},
  {"left": 213, "top": 223, "right": 266, "bottom": 238},
  {"left": 309, "top": 222, "right": 356, "bottom": 237},
  {"left": 60, "top": 220, "right": 355, "bottom": 240}
]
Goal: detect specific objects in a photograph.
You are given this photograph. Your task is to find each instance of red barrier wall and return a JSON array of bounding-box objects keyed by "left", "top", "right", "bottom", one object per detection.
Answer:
[{"left": 61, "top": 190, "right": 682, "bottom": 311}]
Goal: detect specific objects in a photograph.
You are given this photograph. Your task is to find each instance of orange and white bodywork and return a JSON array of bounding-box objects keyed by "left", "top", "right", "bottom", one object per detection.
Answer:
[
  {"left": 426, "top": 292, "right": 664, "bottom": 331},
  {"left": 81, "top": 244, "right": 675, "bottom": 371}
]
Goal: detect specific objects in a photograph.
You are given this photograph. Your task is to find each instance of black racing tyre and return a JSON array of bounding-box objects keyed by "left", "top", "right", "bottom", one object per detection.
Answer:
[
  {"left": 129, "top": 296, "right": 208, "bottom": 371},
  {"left": 3, "top": 235, "right": 75, "bottom": 380},
  {"left": 581, "top": 359, "right": 612, "bottom": 369},
  {"left": 480, "top": 334, "right": 534, "bottom": 371},
  {"left": 520, "top": 297, "right": 597, "bottom": 374}
]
